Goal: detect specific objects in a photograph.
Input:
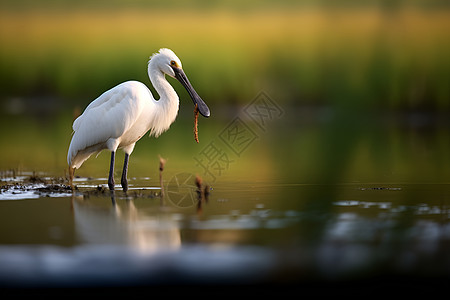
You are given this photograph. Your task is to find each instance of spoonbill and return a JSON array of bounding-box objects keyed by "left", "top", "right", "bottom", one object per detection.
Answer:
[{"left": 67, "top": 48, "right": 210, "bottom": 191}]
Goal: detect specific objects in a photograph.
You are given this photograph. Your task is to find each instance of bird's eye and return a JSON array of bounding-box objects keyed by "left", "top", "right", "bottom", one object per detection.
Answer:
[{"left": 170, "top": 60, "right": 176, "bottom": 66}]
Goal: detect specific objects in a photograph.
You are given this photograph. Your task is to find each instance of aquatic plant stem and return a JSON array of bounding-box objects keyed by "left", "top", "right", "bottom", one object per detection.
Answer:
[{"left": 159, "top": 156, "right": 166, "bottom": 198}]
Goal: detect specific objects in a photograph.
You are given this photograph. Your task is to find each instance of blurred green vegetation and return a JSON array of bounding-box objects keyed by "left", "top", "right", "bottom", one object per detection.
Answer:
[
  {"left": 0, "top": 1, "right": 449, "bottom": 184},
  {"left": 0, "top": 1, "right": 449, "bottom": 109}
]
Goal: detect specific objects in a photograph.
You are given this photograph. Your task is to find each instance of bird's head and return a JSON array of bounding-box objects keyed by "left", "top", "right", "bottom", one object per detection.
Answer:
[{"left": 150, "top": 48, "right": 210, "bottom": 118}]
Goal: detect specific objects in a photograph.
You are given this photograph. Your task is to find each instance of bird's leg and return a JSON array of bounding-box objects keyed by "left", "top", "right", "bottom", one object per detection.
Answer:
[
  {"left": 69, "top": 166, "right": 74, "bottom": 190},
  {"left": 108, "top": 151, "right": 115, "bottom": 191},
  {"left": 121, "top": 153, "right": 129, "bottom": 192}
]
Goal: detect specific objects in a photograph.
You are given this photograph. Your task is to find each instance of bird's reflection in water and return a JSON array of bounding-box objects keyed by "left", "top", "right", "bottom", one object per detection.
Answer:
[{"left": 72, "top": 191, "right": 182, "bottom": 253}]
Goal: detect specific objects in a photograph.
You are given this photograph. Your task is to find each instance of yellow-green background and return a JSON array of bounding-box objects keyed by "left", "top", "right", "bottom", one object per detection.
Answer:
[{"left": 1, "top": 0, "right": 449, "bottom": 184}]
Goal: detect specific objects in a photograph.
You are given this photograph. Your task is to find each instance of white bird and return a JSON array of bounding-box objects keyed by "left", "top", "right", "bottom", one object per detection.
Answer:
[{"left": 67, "top": 48, "right": 210, "bottom": 191}]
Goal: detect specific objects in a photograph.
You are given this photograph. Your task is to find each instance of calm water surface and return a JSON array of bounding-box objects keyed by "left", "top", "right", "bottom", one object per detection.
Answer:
[
  {"left": 0, "top": 173, "right": 449, "bottom": 288},
  {"left": 1, "top": 107, "right": 450, "bottom": 288}
]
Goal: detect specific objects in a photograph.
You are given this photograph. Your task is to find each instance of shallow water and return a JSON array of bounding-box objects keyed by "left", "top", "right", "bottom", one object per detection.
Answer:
[
  {"left": 0, "top": 173, "right": 449, "bottom": 288},
  {"left": 1, "top": 105, "right": 450, "bottom": 289}
]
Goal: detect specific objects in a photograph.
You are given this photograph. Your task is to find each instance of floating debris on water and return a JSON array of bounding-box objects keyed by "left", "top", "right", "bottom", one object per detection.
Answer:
[{"left": 359, "top": 187, "right": 402, "bottom": 191}]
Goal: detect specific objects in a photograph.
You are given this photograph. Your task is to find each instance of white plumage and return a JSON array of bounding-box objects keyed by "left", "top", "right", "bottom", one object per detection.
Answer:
[{"left": 67, "top": 48, "right": 210, "bottom": 191}]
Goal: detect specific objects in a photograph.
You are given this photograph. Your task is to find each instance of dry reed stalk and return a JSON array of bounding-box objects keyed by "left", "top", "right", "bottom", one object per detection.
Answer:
[{"left": 159, "top": 156, "right": 166, "bottom": 197}]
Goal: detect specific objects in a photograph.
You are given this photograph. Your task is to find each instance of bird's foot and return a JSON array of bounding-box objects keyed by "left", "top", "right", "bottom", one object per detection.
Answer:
[
  {"left": 121, "top": 176, "right": 128, "bottom": 192},
  {"left": 108, "top": 178, "right": 115, "bottom": 191}
]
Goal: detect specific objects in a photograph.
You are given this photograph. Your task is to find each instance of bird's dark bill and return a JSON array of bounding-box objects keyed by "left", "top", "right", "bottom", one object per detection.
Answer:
[{"left": 172, "top": 67, "right": 210, "bottom": 117}]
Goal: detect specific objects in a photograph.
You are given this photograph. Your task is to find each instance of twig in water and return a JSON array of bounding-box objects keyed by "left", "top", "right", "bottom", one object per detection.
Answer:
[
  {"left": 195, "top": 174, "right": 203, "bottom": 201},
  {"left": 159, "top": 156, "right": 166, "bottom": 197},
  {"left": 195, "top": 174, "right": 203, "bottom": 214},
  {"left": 204, "top": 184, "right": 210, "bottom": 202}
]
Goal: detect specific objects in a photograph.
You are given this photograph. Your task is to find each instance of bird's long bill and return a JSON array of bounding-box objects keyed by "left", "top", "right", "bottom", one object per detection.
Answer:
[{"left": 173, "top": 67, "right": 210, "bottom": 117}]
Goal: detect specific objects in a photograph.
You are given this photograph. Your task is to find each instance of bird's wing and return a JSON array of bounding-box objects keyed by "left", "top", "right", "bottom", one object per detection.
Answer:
[
  {"left": 68, "top": 81, "right": 147, "bottom": 166},
  {"left": 73, "top": 82, "right": 139, "bottom": 132}
]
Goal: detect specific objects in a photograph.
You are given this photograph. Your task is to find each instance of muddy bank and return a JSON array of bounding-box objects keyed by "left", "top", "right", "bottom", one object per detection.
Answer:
[
  {"left": 0, "top": 171, "right": 165, "bottom": 200},
  {"left": 0, "top": 171, "right": 71, "bottom": 200}
]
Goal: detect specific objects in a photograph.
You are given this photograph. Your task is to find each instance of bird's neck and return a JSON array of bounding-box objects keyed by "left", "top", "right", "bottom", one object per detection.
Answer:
[
  {"left": 147, "top": 62, "right": 180, "bottom": 137},
  {"left": 150, "top": 63, "right": 179, "bottom": 106},
  {"left": 149, "top": 64, "right": 175, "bottom": 99}
]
